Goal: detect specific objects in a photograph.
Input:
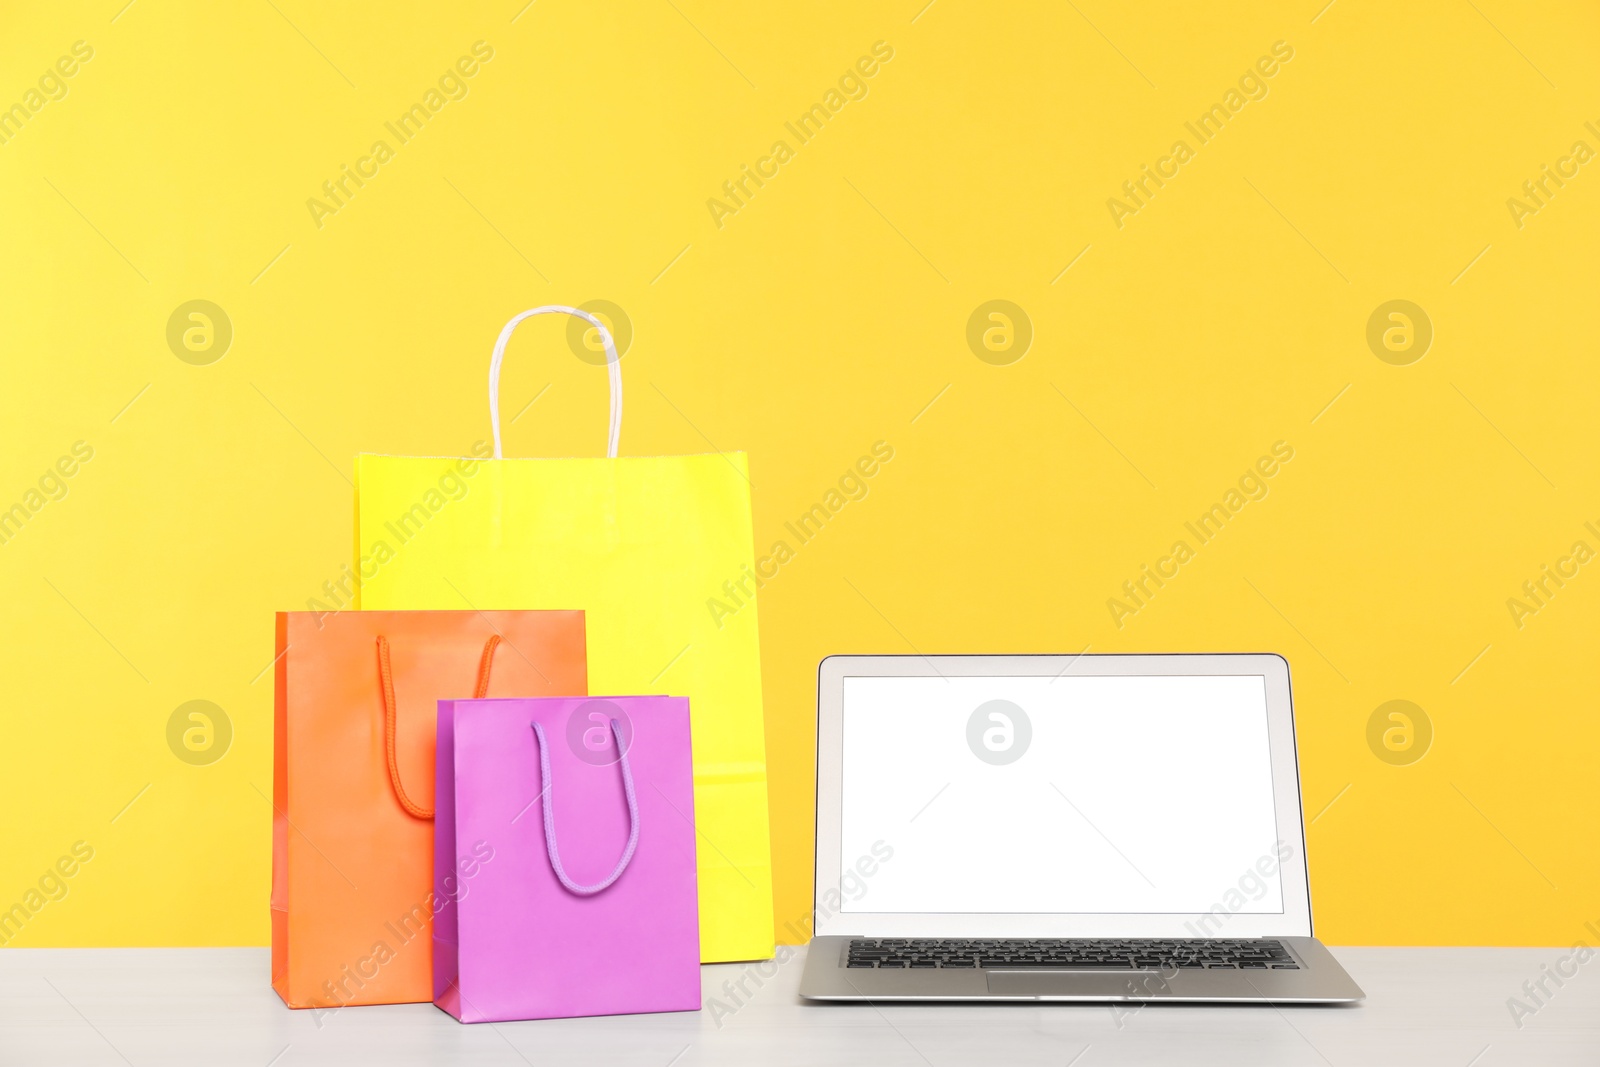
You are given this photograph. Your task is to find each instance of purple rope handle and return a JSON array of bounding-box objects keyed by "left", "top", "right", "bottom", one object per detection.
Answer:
[{"left": 529, "top": 719, "right": 639, "bottom": 895}]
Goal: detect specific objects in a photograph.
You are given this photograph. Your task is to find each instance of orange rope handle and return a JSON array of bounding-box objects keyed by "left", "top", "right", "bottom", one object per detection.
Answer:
[
  {"left": 474, "top": 634, "right": 501, "bottom": 698},
  {"left": 376, "top": 633, "right": 504, "bottom": 820}
]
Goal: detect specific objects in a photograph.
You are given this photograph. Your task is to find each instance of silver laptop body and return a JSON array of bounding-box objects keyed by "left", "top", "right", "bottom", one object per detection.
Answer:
[{"left": 799, "top": 653, "right": 1363, "bottom": 1004}]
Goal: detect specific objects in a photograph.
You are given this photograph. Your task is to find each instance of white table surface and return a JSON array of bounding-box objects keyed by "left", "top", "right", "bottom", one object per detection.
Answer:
[{"left": 1, "top": 945, "right": 1594, "bottom": 1066}]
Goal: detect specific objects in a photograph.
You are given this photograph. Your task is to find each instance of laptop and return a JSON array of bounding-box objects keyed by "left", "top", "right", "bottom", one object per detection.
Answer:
[{"left": 798, "top": 653, "right": 1364, "bottom": 1004}]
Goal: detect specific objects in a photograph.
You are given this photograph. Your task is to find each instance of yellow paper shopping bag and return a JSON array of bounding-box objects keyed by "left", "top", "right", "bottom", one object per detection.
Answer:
[{"left": 354, "top": 306, "right": 774, "bottom": 962}]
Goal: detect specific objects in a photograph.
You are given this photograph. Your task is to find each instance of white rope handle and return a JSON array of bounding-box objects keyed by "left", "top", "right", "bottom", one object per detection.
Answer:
[{"left": 488, "top": 305, "right": 623, "bottom": 459}]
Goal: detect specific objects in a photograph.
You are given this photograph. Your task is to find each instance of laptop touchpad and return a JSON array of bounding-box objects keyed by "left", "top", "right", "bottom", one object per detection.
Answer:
[{"left": 987, "top": 971, "right": 1147, "bottom": 997}]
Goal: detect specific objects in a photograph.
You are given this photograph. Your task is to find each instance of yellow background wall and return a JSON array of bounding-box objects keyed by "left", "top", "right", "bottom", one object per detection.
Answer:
[{"left": 2, "top": 0, "right": 1595, "bottom": 948}]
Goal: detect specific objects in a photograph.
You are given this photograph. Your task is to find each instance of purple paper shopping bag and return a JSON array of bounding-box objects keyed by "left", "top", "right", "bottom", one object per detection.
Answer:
[{"left": 433, "top": 696, "right": 701, "bottom": 1022}]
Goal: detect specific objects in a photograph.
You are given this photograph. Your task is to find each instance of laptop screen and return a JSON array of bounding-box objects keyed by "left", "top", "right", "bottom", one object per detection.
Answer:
[{"left": 838, "top": 674, "right": 1285, "bottom": 915}]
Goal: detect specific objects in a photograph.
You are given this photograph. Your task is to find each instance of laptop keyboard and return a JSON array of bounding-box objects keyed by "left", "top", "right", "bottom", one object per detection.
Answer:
[{"left": 845, "top": 938, "right": 1300, "bottom": 970}]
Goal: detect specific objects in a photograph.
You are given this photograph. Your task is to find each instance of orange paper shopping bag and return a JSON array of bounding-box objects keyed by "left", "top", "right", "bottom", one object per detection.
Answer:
[{"left": 271, "top": 609, "right": 586, "bottom": 1008}]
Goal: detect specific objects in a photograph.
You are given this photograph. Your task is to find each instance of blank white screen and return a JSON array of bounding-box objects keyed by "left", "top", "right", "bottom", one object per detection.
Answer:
[{"left": 839, "top": 675, "right": 1283, "bottom": 914}]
